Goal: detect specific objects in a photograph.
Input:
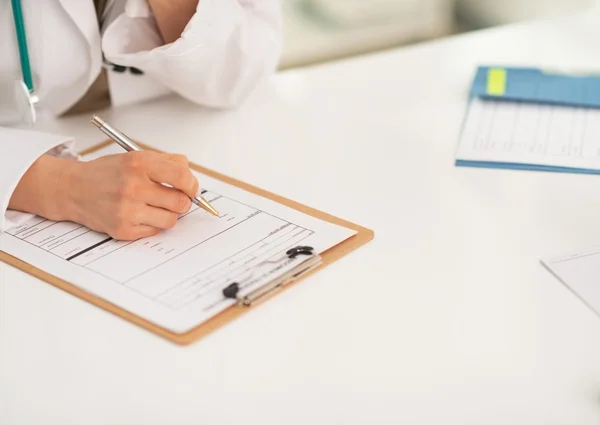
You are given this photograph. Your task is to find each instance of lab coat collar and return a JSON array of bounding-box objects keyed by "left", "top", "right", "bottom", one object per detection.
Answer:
[{"left": 56, "top": 0, "right": 102, "bottom": 87}]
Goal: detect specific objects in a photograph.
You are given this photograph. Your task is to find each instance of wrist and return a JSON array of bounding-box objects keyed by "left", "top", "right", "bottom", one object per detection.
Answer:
[
  {"left": 8, "top": 155, "right": 81, "bottom": 222},
  {"left": 54, "top": 158, "right": 84, "bottom": 223},
  {"left": 34, "top": 155, "right": 81, "bottom": 222}
]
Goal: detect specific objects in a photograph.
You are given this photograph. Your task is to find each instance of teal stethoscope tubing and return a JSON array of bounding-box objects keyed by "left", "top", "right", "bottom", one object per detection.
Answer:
[
  {"left": 11, "top": 0, "right": 34, "bottom": 93},
  {"left": 7, "top": 0, "right": 37, "bottom": 126}
]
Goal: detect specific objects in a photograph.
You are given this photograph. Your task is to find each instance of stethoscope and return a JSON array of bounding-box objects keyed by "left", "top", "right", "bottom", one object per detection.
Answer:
[
  {"left": 9, "top": 0, "right": 143, "bottom": 126},
  {"left": 10, "top": 0, "right": 37, "bottom": 125}
]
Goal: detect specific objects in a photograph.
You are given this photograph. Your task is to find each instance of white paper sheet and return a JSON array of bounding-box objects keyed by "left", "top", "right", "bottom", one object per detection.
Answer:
[
  {"left": 456, "top": 97, "right": 600, "bottom": 170},
  {"left": 542, "top": 247, "right": 600, "bottom": 319},
  {"left": 0, "top": 145, "right": 356, "bottom": 333}
]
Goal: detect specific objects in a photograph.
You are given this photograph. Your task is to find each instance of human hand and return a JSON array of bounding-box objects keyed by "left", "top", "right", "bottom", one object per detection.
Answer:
[{"left": 62, "top": 151, "right": 199, "bottom": 240}]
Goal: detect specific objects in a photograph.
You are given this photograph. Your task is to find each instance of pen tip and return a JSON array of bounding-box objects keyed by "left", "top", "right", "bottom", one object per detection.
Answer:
[
  {"left": 193, "top": 196, "right": 219, "bottom": 217},
  {"left": 207, "top": 204, "right": 220, "bottom": 217}
]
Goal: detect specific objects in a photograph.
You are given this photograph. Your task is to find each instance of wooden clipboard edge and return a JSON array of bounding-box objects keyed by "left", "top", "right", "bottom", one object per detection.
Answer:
[{"left": 2, "top": 141, "right": 374, "bottom": 346}]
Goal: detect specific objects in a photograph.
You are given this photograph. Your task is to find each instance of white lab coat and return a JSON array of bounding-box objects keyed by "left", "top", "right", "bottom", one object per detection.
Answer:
[{"left": 0, "top": 0, "right": 282, "bottom": 232}]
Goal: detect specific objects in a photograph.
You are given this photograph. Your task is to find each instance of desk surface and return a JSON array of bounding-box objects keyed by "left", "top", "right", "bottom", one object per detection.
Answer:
[{"left": 3, "top": 11, "right": 600, "bottom": 425}]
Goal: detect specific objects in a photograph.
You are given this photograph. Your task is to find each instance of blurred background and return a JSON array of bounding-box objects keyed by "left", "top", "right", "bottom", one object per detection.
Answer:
[{"left": 281, "top": 0, "right": 598, "bottom": 69}]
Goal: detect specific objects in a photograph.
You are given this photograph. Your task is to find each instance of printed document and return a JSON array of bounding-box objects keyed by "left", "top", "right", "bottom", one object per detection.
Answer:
[
  {"left": 0, "top": 145, "right": 356, "bottom": 333},
  {"left": 456, "top": 97, "right": 600, "bottom": 170},
  {"left": 543, "top": 248, "right": 600, "bottom": 319}
]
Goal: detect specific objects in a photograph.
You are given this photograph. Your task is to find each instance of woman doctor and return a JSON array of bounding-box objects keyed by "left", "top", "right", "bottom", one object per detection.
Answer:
[{"left": 1, "top": 0, "right": 282, "bottom": 240}]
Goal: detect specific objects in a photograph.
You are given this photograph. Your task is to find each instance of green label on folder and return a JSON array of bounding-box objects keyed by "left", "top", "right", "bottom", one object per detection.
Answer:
[{"left": 487, "top": 68, "right": 507, "bottom": 96}]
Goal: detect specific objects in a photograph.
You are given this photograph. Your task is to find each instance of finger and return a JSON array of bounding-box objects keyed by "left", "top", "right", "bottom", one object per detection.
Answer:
[
  {"left": 140, "top": 182, "right": 192, "bottom": 214},
  {"left": 111, "top": 225, "right": 160, "bottom": 241},
  {"left": 134, "top": 205, "right": 179, "bottom": 230},
  {"left": 146, "top": 155, "right": 199, "bottom": 198},
  {"left": 129, "top": 225, "right": 161, "bottom": 240},
  {"left": 165, "top": 153, "right": 189, "bottom": 165}
]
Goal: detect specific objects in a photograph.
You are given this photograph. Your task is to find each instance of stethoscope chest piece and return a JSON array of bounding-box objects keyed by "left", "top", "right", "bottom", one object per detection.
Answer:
[{"left": 14, "top": 80, "right": 37, "bottom": 125}]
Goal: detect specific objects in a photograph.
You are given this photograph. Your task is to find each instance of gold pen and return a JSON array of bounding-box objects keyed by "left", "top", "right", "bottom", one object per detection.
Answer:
[{"left": 90, "top": 115, "right": 219, "bottom": 217}]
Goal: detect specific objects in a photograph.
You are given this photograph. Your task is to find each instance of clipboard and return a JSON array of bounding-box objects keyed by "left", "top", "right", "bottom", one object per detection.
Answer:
[{"left": 0, "top": 141, "right": 374, "bottom": 345}]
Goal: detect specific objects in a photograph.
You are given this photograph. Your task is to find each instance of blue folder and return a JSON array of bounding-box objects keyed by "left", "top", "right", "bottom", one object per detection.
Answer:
[
  {"left": 471, "top": 66, "right": 600, "bottom": 108},
  {"left": 456, "top": 66, "right": 600, "bottom": 174}
]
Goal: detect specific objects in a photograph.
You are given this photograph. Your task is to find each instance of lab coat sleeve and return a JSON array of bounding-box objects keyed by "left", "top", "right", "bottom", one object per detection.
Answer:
[
  {"left": 0, "top": 126, "right": 76, "bottom": 233},
  {"left": 102, "top": 0, "right": 282, "bottom": 108}
]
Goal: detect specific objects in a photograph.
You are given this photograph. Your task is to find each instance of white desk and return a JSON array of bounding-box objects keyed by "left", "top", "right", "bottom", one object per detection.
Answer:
[{"left": 3, "top": 11, "right": 600, "bottom": 425}]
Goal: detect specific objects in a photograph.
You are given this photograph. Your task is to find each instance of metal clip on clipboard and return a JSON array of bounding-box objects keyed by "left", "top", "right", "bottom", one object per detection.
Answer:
[{"left": 222, "top": 246, "right": 322, "bottom": 306}]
